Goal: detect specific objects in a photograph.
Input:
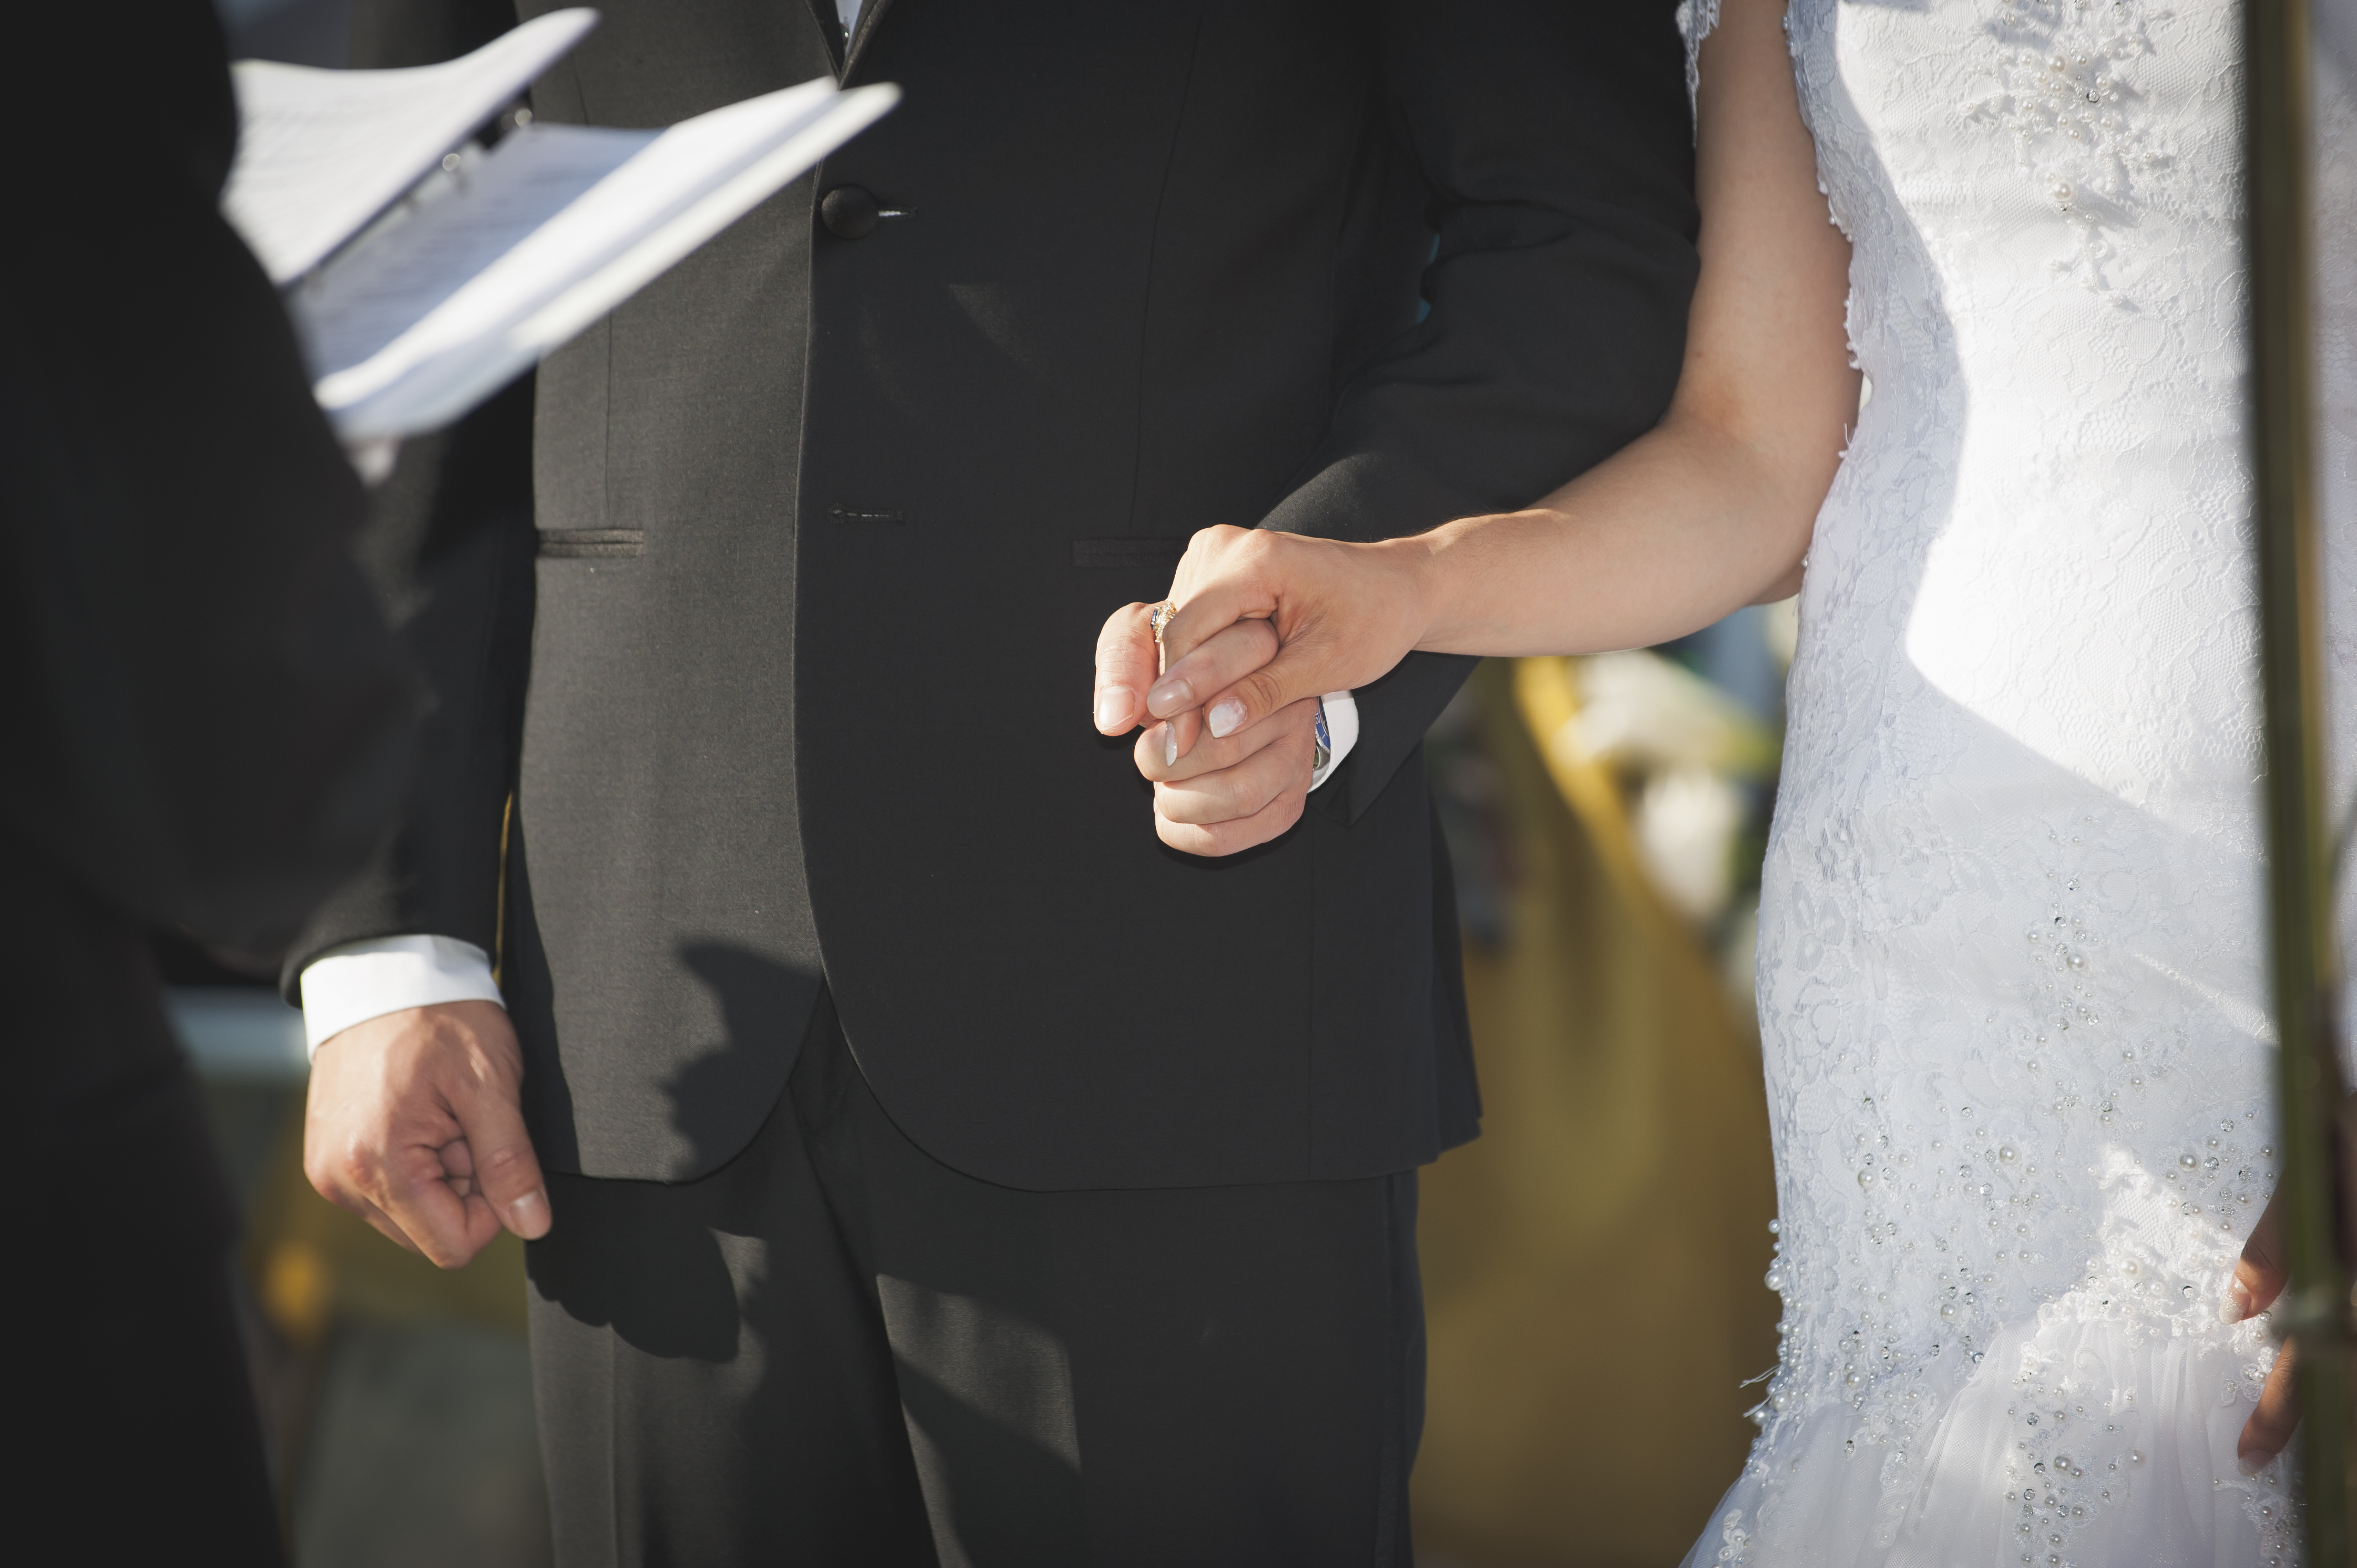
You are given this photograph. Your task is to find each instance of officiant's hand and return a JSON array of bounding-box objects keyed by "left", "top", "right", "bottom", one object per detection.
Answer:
[
  {"left": 304, "top": 999, "right": 552, "bottom": 1269},
  {"left": 2225, "top": 1098, "right": 2357, "bottom": 1473}
]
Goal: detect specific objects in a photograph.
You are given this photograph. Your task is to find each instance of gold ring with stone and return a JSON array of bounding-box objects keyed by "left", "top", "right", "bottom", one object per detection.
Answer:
[{"left": 1149, "top": 601, "right": 1178, "bottom": 644}]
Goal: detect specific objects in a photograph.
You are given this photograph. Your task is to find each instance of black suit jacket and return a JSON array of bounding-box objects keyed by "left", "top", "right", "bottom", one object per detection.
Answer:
[
  {"left": 303, "top": 0, "right": 1699, "bottom": 1189},
  {"left": 3, "top": 1, "right": 419, "bottom": 1261}
]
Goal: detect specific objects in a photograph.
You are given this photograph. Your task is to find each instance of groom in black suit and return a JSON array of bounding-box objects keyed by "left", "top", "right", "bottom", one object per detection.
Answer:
[{"left": 297, "top": 1, "right": 1699, "bottom": 1560}]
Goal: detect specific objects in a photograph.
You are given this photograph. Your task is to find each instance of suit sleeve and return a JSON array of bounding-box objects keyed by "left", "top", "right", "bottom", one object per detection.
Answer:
[
  {"left": 280, "top": 0, "right": 542, "bottom": 994},
  {"left": 1263, "top": 0, "right": 1701, "bottom": 824},
  {"left": 0, "top": 0, "right": 421, "bottom": 962}
]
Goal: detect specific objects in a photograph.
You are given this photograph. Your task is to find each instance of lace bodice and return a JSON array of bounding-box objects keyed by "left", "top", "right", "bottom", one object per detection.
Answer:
[{"left": 1685, "top": 2, "right": 2357, "bottom": 1564}]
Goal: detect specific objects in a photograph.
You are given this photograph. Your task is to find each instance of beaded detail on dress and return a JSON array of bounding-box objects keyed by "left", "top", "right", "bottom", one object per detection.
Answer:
[{"left": 1674, "top": 3, "right": 2357, "bottom": 1565}]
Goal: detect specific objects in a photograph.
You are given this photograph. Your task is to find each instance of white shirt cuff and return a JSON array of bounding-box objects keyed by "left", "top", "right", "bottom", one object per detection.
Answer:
[
  {"left": 1308, "top": 690, "right": 1359, "bottom": 792},
  {"left": 300, "top": 935, "right": 503, "bottom": 1056}
]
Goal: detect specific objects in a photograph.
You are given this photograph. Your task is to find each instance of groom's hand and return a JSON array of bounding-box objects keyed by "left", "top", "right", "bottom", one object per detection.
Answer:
[
  {"left": 1097, "top": 603, "right": 1314, "bottom": 853},
  {"left": 1134, "top": 692, "right": 1324, "bottom": 855},
  {"left": 303, "top": 999, "right": 551, "bottom": 1269}
]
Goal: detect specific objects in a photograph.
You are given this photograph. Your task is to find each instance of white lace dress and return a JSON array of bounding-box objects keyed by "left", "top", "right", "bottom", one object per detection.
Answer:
[{"left": 1675, "top": 2, "right": 2357, "bottom": 1565}]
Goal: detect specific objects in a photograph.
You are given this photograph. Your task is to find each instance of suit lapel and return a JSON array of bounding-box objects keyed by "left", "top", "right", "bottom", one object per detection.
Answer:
[
  {"left": 841, "top": 0, "right": 897, "bottom": 80},
  {"left": 800, "top": 0, "right": 847, "bottom": 77}
]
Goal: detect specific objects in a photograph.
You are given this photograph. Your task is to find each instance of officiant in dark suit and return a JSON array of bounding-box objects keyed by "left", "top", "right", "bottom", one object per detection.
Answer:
[
  {"left": 6, "top": 2, "right": 421, "bottom": 1557},
  {"left": 295, "top": 1, "right": 1700, "bottom": 1561}
]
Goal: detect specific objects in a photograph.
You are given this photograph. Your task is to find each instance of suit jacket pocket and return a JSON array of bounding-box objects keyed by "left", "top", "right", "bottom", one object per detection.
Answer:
[{"left": 539, "top": 529, "right": 645, "bottom": 559}]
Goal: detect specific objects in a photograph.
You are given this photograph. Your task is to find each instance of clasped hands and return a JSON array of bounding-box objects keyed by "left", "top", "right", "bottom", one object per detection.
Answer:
[{"left": 1090, "top": 525, "right": 1434, "bottom": 854}]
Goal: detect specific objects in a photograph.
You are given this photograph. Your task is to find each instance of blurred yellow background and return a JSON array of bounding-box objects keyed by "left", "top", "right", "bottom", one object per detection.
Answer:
[{"left": 1412, "top": 657, "right": 1779, "bottom": 1568}]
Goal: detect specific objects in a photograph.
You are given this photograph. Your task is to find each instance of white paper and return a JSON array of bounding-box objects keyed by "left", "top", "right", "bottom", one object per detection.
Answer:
[
  {"left": 222, "top": 8, "right": 598, "bottom": 284},
  {"left": 291, "top": 125, "right": 655, "bottom": 380},
  {"left": 300, "top": 80, "right": 899, "bottom": 440}
]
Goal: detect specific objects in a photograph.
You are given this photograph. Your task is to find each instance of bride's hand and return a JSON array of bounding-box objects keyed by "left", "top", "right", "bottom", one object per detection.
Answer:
[
  {"left": 2225, "top": 1106, "right": 2357, "bottom": 1473},
  {"left": 1092, "top": 525, "right": 1432, "bottom": 750},
  {"left": 2229, "top": 1193, "right": 2299, "bottom": 1473}
]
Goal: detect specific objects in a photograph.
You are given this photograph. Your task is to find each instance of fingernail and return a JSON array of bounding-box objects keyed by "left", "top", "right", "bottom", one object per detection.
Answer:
[
  {"left": 508, "top": 1189, "right": 550, "bottom": 1236},
  {"left": 1147, "top": 677, "right": 1191, "bottom": 716},
  {"left": 2222, "top": 1280, "right": 2255, "bottom": 1324},
  {"left": 1094, "top": 689, "right": 1128, "bottom": 731},
  {"left": 1208, "top": 699, "right": 1245, "bottom": 738},
  {"left": 1162, "top": 724, "right": 1179, "bottom": 767},
  {"left": 2238, "top": 1451, "right": 2268, "bottom": 1477}
]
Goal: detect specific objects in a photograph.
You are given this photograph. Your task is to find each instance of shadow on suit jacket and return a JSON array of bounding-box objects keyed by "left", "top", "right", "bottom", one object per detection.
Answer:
[{"left": 296, "top": 0, "right": 1702, "bottom": 1190}]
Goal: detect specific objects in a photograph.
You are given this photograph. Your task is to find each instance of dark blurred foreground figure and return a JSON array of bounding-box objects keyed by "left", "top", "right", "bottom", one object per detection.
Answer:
[{"left": 1, "top": 2, "right": 418, "bottom": 1557}]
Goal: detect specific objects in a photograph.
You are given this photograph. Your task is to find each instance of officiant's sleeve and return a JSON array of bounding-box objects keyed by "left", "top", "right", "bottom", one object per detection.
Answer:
[
  {"left": 0, "top": 0, "right": 420, "bottom": 960},
  {"left": 279, "top": 385, "right": 539, "bottom": 996},
  {"left": 1260, "top": 0, "right": 1700, "bottom": 826},
  {"left": 279, "top": 0, "right": 541, "bottom": 995}
]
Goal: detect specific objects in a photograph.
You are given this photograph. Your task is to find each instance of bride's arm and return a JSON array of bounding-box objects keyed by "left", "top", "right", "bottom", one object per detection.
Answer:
[
  {"left": 1411, "top": 0, "right": 1855, "bottom": 652},
  {"left": 1105, "top": 0, "right": 1856, "bottom": 742}
]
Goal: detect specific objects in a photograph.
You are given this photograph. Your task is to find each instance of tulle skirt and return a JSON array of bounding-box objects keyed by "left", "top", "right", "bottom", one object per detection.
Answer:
[{"left": 1680, "top": 1310, "right": 2296, "bottom": 1568}]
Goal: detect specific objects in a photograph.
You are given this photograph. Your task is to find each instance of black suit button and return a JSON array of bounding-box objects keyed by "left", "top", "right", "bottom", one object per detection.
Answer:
[{"left": 821, "top": 184, "right": 881, "bottom": 240}]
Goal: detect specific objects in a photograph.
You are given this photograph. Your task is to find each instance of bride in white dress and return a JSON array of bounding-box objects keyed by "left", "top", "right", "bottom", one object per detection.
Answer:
[
  {"left": 1672, "top": 1, "right": 2357, "bottom": 1564},
  {"left": 1090, "top": 0, "right": 2357, "bottom": 1562}
]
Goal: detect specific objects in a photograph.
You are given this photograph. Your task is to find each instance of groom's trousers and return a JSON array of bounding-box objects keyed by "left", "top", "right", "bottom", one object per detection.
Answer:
[{"left": 525, "top": 993, "right": 1425, "bottom": 1568}]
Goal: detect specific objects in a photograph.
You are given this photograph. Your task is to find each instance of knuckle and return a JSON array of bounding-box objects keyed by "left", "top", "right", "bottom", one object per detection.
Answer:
[
  {"left": 465, "top": 1033, "right": 523, "bottom": 1085},
  {"left": 1100, "top": 607, "right": 1150, "bottom": 653},
  {"left": 329, "top": 1148, "right": 373, "bottom": 1191},
  {"left": 1155, "top": 812, "right": 1205, "bottom": 854},
  {"left": 476, "top": 1143, "right": 532, "bottom": 1184},
  {"left": 1169, "top": 777, "right": 1237, "bottom": 824},
  {"left": 1241, "top": 669, "right": 1287, "bottom": 714},
  {"left": 1151, "top": 783, "right": 1196, "bottom": 824}
]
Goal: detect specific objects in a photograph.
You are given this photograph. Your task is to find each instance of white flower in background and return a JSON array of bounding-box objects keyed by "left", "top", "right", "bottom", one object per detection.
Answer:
[
  {"left": 1567, "top": 650, "right": 1779, "bottom": 778},
  {"left": 1635, "top": 765, "right": 1747, "bottom": 925},
  {"left": 1550, "top": 648, "right": 1782, "bottom": 933}
]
